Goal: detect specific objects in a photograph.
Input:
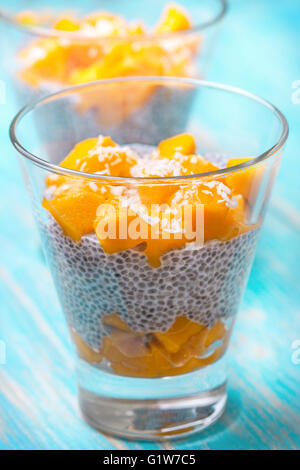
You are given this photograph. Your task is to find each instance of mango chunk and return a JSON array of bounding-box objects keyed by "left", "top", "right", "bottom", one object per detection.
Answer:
[
  {"left": 205, "top": 320, "right": 226, "bottom": 347},
  {"left": 109, "top": 330, "right": 150, "bottom": 358},
  {"left": 169, "top": 181, "right": 246, "bottom": 243},
  {"left": 226, "top": 158, "right": 265, "bottom": 203},
  {"left": 155, "top": 4, "right": 191, "bottom": 33},
  {"left": 98, "top": 314, "right": 229, "bottom": 378},
  {"left": 143, "top": 209, "right": 189, "bottom": 267},
  {"left": 102, "top": 336, "right": 153, "bottom": 378},
  {"left": 59, "top": 136, "right": 136, "bottom": 176},
  {"left": 158, "top": 133, "right": 196, "bottom": 158},
  {"left": 102, "top": 313, "right": 132, "bottom": 333},
  {"left": 132, "top": 156, "right": 181, "bottom": 205},
  {"left": 20, "top": 39, "right": 67, "bottom": 85},
  {"left": 102, "top": 336, "right": 125, "bottom": 364},
  {"left": 179, "top": 154, "right": 218, "bottom": 176},
  {"left": 204, "top": 195, "right": 246, "bottom": 241},
  {"left": 59, "top": 138, "right": 99, "bottom": 170},
  {"left": 154, "top": 316, "right": 205, "bottom": 353},
  {"left": 94, "top": 205, "right": 146, "bottom": 254},
  {"left": 138, "top": 182, "right": 177, "bottom": 206},
  {"left": 95, "top": 204, "right": 187, "bottom": 267},
  {"left": 54, "top": 17, "right": 80, "bottom": 31},
  {"left": 151, "top": 343, "right": 175, "bottom": 375},
  {"left": 72, "top": 330, "right": 103, "bottom": 364},
  {"left": 45, "top": 173, "right": 68, "bottom": 189},
  {"left": 182, "top": 328, "right": 209, "bottom": 357},
  {"left": 43, "top": 188, "right": 103, "bottom": 241}
]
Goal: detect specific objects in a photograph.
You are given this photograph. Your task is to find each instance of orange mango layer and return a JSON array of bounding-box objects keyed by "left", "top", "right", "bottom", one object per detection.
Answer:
[
  {"left": 73, "top": 314, "right": 229, "bottom": 378},
  {"left": 42, "top": 133, "right": 261, "bottom": 267},
  {"left": 17, "top": 4, "right": 200, "bottom": 88}
]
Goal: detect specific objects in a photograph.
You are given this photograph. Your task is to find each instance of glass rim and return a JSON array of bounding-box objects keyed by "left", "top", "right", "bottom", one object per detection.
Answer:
[
  {"left": 0, "top": 0, "right": 227, "bottom": 41},
  {"left": 9, "top": 76, "right": 289, "bottom": 183}
]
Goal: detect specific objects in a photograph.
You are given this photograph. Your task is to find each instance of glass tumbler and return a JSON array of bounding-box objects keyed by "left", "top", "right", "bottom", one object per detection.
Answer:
[
  {"left": 0, "top": 0, "right": 227, "bottom": 110},
  {"left": 10, "top": 77, "right": 288, "bottom": 440}
]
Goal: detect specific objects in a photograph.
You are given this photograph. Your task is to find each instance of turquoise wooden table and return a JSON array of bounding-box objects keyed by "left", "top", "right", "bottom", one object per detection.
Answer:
[{"left": 0, "top": 0, "right": 299, "bottom": 450}]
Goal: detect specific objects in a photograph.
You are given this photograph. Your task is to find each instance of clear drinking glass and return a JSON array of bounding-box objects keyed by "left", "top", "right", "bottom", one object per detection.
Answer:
[
  {"left": 0, "top": 0, "right": 227, "bottom": 108},
  {"left": 9, "top": 77, "right": 288, "bottom": 440}
]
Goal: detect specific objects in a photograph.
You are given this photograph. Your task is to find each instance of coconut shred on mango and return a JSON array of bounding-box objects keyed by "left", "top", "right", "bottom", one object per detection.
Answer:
[{"left": 42, "top": 133, "right": 258, "bottom": 268}]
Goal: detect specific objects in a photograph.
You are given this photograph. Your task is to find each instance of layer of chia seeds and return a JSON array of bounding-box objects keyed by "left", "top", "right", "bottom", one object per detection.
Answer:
[{"left": 41, "top": 219, "right": 260, "bottom": 350}]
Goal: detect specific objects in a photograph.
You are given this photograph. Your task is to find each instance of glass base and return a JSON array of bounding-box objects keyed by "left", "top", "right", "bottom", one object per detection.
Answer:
[
  {"left": 77, "top": 355, "right": 228, "bottom": 440},
  {"left": 79, "top": 383, "right": 226, "bottom": 440}
]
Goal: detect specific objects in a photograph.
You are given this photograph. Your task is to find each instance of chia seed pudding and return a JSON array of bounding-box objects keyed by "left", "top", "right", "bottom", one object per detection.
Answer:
[{"left": 39, "top": 134, "right": 261, "bottom": 377}]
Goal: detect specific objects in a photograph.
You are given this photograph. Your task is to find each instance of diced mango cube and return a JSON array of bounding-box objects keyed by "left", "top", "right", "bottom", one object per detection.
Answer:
[
  {"left": 205, "top": 320, "right": 226, "bottom": 347},
  {"left": 110, "top": 329, "right": 150, "bottom": 358},
  {"left": 150, "top": 343, "right": 175, "bottom": 376},
  {"left": 42, "top": 188, "right": 103, "bottom": 241},
  {"left": 54, "top": 17, "right": 80, "bottom": 31},
  {"left": 72, "top": 330, "right": 103, "bottom": 364},
  {"left": 102, "top": 336, "right": 153, "bottom": 377},
  {"left": 138, "top": 182, "right": 177, "bottom": 206},
  {"left": 59, "top": 138, "right": 99, "bottom": 170},
  {"left": 154, "top": 316, "right": 205, "bottom": 353},
  {"left": 94, "top": 205, "right": 146, "bottom": 254},
  {"left": 102, "top": 313, "right": 132, "bottom": 332},
  {"left": 158, "top": 133, "right": 196, "bottom": 158},
  {"left": 155, "top": 4, "right": 191, "bottom": 34},
  {"left": 226, "top": 157, "right": 265, "bottom": 203},
  {"left": 180, "top": 154, "right": 218, "bottom": 176},
  {"left": 22, "top": 39, "right": 67, "bottom": 84}
]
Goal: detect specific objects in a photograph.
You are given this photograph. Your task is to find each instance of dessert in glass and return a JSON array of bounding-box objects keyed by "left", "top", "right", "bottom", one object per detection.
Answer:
[
  {"left": 10, "top": 77, "right": 288, "bottom": 439},
  {"left": 0, "top": 0, "right": 227, "bottom": 109}
]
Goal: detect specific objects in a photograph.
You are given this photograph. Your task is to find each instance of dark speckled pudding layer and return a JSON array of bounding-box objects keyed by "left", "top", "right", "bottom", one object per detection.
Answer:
[{"left": 41, "top": 218, "right": 260, "bottom": 350}]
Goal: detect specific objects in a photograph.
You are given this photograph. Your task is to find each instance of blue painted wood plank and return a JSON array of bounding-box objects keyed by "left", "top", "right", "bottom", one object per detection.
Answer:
[{"left": 0, "top": 0, "right": 300, "bottom": 450}]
